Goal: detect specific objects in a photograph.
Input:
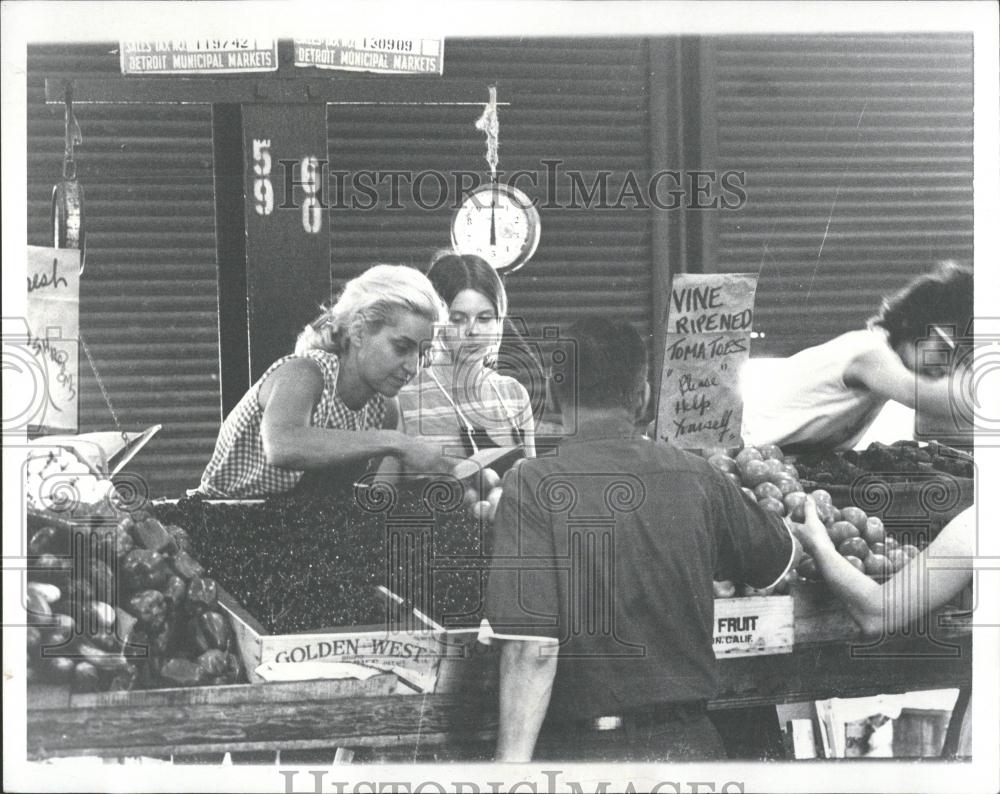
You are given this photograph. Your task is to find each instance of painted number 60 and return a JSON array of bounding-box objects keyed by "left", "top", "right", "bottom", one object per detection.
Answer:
[
  {"left": 252, "top": 138, "right": 273, "bottom": 216},
  {"left": 300, "top": 155, "right": 322, "bottom": 234}
]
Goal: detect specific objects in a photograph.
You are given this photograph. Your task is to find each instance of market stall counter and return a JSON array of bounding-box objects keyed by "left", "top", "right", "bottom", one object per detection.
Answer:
[{"left": 24, "top": 441, "right": 974, "bottom": 761}]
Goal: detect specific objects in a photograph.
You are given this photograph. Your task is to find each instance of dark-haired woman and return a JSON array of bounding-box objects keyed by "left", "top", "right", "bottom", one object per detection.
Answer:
[
  {"left": 741, "top": 262, "right": 973, "bottom": 453},
  {"left": 396, "top": 253, "right": 536, "bottom": 467}
]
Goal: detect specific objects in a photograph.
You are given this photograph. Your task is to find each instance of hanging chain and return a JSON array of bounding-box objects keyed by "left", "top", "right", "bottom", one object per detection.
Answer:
[
  {"left": 63, "top": 82, "right": 83, "bottom": 181},
  {"left": 80, "top": 335, "right": 129, "bottom": 443}
]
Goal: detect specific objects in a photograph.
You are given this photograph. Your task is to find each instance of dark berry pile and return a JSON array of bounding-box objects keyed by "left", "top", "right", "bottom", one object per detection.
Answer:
[
  {"left": 795, "top": 441, "right": 973, "bottom": 486},
  {"left": 154, "top": 480, "right": 493, "bottom": 635}
]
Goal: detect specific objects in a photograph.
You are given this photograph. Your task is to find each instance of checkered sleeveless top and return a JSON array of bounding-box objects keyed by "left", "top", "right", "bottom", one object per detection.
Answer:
[{"left": 195, "top": 349, "right": 387, "bottom": 498}]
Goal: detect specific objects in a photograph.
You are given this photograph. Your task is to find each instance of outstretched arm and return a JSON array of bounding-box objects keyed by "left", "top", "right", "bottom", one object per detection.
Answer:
[
  {"left": 846, "top": 344, "right": 954, "bottom": 416},
  {"left": 793, "top": 500, "right": 974, "bottom": 635},
  {"left": 259, "top": 358, "right": 452, "bottom": 474}
]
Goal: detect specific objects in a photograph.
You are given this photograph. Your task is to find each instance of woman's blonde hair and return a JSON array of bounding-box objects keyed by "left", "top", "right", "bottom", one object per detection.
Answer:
[{"left": 295, "top": 264, "right": 447, "bottom": 355}]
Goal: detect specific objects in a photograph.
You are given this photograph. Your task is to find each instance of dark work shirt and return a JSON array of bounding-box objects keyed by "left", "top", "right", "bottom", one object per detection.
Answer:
[{"left": 483, "top": 418, "right": 794, "bottom": 720}]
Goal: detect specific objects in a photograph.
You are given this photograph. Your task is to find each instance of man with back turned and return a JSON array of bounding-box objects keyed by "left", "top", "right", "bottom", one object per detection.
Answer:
[{"left": 481, "top": 317, "right": 796, "bottom": 762}]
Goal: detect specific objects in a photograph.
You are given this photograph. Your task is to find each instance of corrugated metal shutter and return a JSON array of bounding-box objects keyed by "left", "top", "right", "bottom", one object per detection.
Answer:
[
  {"left": 701, "top": 34, "right": 973, "bottom": 356},
  {"left": 326, "top": 38, "right": 653, "bottom": 339},
  {"left": 27, "top": 44, "right": 220, "bottom": 498}
]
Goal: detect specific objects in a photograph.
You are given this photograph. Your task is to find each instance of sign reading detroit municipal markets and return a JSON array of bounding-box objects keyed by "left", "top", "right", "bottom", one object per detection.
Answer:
[
  {"left": 294, "top": 38, "right": 444, "bottom": 75},
  {"left": 120, "top": 39, "right": 278, "bottom": 74}
]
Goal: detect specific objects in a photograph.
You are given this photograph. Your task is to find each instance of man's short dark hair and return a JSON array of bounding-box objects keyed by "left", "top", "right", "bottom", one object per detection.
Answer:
[{"left": 556, "top": 317, "right": 648, "bottom": 411}]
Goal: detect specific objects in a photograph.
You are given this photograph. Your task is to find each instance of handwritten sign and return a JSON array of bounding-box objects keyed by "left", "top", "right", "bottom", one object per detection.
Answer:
[
  {"left": 293, "top": 38, "right": 444, "bottom": 75},
  {"left": 26, "top": 247, "right": 81, "bottom": 433},
  {"left": 656, "top": 273, "right": 758, "bottom": 450},
  {"left": 120, "top": 39, "right": 278, "bottom": 74}
]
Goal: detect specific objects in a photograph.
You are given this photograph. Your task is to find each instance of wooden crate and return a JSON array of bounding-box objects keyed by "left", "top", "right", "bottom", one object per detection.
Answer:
[
  {"left": 220, "top": 590, "right": 492, "bottom": 693},
  {"left": 712, "top": 595, "right": 794, "bottom": 657}
]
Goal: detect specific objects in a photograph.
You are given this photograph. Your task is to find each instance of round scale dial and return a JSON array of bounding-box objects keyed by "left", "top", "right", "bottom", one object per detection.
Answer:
[{"left": 451, "top": 183, "right": 540, "bottom": 273}]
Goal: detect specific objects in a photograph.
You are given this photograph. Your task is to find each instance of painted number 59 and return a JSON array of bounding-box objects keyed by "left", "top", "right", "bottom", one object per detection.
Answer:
[{"left": 252, "top": 138, "right": 273, "bottom": 216}]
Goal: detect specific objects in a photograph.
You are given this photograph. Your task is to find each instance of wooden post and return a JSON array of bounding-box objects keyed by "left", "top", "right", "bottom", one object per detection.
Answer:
[{"left": 241, "top": 104, "right": 331, "bottom": 380}]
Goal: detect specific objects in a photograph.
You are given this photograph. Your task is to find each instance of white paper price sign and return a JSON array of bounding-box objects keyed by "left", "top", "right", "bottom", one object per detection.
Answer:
[
  {"left": 120, "top": 39, "right": 278, "bottom": 74},
  {"left": 23, "top": 246, "right": 81, "bottom": 433},
  {"left": 294, "top": 38, "right": 444, "bottom": 75},
  {"left": 656, "top": 273, "right": 759, "bottom": 450}
]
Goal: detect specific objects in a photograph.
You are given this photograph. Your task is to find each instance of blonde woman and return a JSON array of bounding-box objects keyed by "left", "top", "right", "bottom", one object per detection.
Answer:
[{"left": 195, "top": 265, "right": 452, "bottom": 498}]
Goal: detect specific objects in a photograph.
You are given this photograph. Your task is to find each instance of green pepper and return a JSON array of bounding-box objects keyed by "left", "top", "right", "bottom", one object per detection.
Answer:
[
  {"left": 72, "top": 661, "right": 101, "bottom": 693},
  {"left": 30, "top": 554, "right": 72, "bottom": 588},
  {"left": 223, "top": 652, "right": 243, "bottom": 684},
  {"left": 159, "top": 657, "right": 204, "bottom": 687},
  {"left": 121, "top": 549, "right": 171, "bottom": 592},
  {"left": 71, "top": 559, "right": 117, "bottom": 605},
  {"left": 94, "top": 523, "right": 134, "bottom": 560},
  {"left": 166, "top": 524, "right": 192, "bottom": 554},
  {"left": 189, "top": 609, "right": 231, "bottom": 653},
  {"left": 186, "top": 577, "right": 218, "bottom": 613},
  {"left": 162, "top": 575, "right": 187, "bottom": 612},
  {"left": 170, "top": 550, "right": 205, "bottom": 581},
  {"left": 128, "top": 589, "right": 168, "bottom": 634},
  {"left": 107, "top": 662, "right": 139, "bottom": 692},
  {"left": 133, "top": 517, "right": 177, "bottom": 555},
  {"left": 196, "top": 648, "right": 228, "bottom": 678},
  {"left": 28, "top": 526, "right": 68, "bottom": 557}
]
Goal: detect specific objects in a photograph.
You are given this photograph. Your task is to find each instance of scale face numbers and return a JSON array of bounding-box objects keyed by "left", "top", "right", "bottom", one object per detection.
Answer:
[{"left": 451, "top": 184, "right": 540, "bottom": 273}]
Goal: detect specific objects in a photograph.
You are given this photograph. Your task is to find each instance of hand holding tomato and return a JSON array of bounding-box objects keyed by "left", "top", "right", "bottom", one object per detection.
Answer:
[{"left": 790, "top": 497, "right": 835, "bottom": 557}]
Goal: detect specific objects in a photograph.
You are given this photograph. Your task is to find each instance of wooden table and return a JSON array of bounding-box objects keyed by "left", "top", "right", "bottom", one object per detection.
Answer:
[{"left": 27, "top": 595, "right": 972, "bottom": 761}]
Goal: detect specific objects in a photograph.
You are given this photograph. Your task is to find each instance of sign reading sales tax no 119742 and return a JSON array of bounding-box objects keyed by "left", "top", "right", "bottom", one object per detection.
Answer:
[{"left": 119, "top": 39, "right": 278, "bottom": 74}]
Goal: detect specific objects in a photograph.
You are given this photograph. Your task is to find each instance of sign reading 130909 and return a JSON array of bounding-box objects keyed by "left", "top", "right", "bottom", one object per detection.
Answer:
[{"left": 120, "top": 39, "right": 278, "bottom": 74}]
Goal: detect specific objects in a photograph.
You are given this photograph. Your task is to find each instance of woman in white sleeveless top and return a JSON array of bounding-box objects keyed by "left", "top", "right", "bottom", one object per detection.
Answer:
[{"left": 742, "top": 262, "right": 973, "bottom": 453}]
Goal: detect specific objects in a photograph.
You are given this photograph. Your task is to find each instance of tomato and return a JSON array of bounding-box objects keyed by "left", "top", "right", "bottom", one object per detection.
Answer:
[
  {"left": 774, "top": 476, "right": 803, "bottom": 496},
  {"left": 735, "top": 447, "right": 764, "bottom": 469},
  {"left": 708, "top": 454, "right": 739, "bottom": 475},
  {"left": 796, "top": 556, "right": 820, "bottom": 581},
  {"left": 883, "top": 536, "right": 900, "bottom": 552},
  {"left": 758, "top": 497, "right": 786, "bottom": 516},
  {"left": 830, "top": 507, "right": 842, "bottom": 523},
  {"left": 762, "top": 459, "right": 785, "bottom": 479},
  {"left": 837, "top": 537, "right": 870, "bottom": 559},
  {"left": 757, "top": 443, "right": 785, "bottom": 462},
  {"left": 754, "top": 482, "right": 784, "bottom": 502},
  {"left": 842, "top": 555, "right": 866, "bottom": 572},
  {"left": 783, "top": 491, "right": 808, "bottom": 514},
  {"left": 810, "top": 489, "right": 833, "bottom": 506},
  {"left": 864, "top": 553, "right": 893, "bottom": 578},
  {"left": 815, "top": 501, "right": 836, "bottom": 527},
  {"left": 869, "top": 542, "right": 886, "bottom": 556},
  {"left": 780, "top": 463, "right": 799, "bottom": 479},
  {"left": 828, "top": 520, "right": 861, "bottom": 545},
  {"left": 741, "top": 459, "right": 770, "bottom": 487},
  {"left": 724, "top": 472, "right": 743, "bottom": 487},
  {"left": 840, "top": 506, "right": 868, "bottom": 534},
  {"left": 862, "top": 516, "right": 886, "bottom": 545},
  {"left": 887, "top": 549, "right": 908, "bottom": 572}
]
